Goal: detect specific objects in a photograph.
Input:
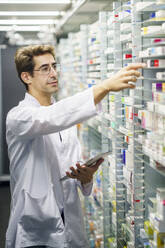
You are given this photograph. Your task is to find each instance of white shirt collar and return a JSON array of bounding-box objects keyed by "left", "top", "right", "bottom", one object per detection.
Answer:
[{"left": 25, "top": 92, "right": 56, "bottom": 106}]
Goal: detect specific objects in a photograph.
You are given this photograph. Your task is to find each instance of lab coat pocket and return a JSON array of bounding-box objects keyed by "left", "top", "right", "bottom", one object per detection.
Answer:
[{"left": 21, "top": 184, "right": 64, "bottom": 241}]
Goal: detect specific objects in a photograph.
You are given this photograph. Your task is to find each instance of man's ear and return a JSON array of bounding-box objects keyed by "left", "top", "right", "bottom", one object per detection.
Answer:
[{"left": 21, "top": 72, "right": 32, "bottom": 86}]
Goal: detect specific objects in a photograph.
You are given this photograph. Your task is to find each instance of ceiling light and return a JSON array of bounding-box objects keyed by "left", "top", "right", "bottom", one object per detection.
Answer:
[
  {"left": 0, "top": 26, "right": 41, "bottom": 32},
  {"left": 0, "top": 11, "right": 65, "bottom": 16},
  {"left": 0, "top": 19, "right": 58, "bottom": 25},
  {"left": 0, "top": 0, "right": 71, "bottom": 4}
]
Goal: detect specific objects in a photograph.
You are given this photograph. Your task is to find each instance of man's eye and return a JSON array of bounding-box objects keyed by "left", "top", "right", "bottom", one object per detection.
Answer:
[
  {"left": 41, "top": 66, "right": 49, "bottom": 72},
  {"left": 52, "top": 64, "right": 57, "bottom": 70}
]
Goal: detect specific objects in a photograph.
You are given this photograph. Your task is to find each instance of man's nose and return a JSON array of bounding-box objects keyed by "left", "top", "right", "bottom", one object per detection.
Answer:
[{"left": 50, "top": 66, "right": 58, "bottom": 76}]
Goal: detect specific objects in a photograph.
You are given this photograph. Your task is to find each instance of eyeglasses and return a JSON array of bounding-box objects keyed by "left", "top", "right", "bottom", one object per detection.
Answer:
[{"left": 33, "top": 63, "right": 61, "bottom": 75}]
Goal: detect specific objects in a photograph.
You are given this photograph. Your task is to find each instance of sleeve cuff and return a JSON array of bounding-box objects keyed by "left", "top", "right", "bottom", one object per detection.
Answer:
[
  {"left": 76, "top": 179, "right": 93, "bottom": 196},
  {"left": 96, "top": 102, "right": 102, "bottom": 113}
]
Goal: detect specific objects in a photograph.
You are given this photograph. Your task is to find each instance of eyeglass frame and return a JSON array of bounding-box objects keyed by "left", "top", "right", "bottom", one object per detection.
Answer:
[{"left": 33, "top": 62, "right": 61, "bottom": 75}]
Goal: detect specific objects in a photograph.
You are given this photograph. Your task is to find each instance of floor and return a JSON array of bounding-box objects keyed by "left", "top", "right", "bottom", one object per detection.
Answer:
[{"left": 0, "top": 182, "right": 10, "bottom": 248}]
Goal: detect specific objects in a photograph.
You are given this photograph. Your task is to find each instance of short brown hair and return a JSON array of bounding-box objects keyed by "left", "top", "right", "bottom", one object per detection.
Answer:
[{"left": 15, "top": 44, "right": 55, "bottom": 90}]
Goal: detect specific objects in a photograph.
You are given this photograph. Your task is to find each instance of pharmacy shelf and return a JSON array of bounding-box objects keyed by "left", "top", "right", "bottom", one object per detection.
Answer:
[
  {"left": 143, "top": 67, "right": 165, "bottom": 69},
  {"left": 142, "top": 32, "right": 165, "bottom": 38},
  {"left": 143, "top": 19, "right": 165, "bottom": 26},
  {"left": 136, "top": 2, "right": 165, "bottom": 12},
  {"left": 58, "top": 1, "right": 165, "bottom": 247},
  {"left": 142, "top": 77, "right": 165, "bottom": 81},
  {"left": 140, "top": 54, "right": 165, "bottom": 58}
]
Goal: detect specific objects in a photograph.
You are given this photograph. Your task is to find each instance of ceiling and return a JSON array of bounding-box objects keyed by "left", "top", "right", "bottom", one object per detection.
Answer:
[
  {"left": 55, "top": 0, "right": 113, "bottom": 36},
  {"left": 0, "top": 0, "right": 113, "bottom": 45}
]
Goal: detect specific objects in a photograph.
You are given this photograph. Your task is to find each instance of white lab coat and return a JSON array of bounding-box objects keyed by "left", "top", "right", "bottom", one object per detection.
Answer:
[{"left": 5, "top": 88, "right": 99, "bottom": 248}]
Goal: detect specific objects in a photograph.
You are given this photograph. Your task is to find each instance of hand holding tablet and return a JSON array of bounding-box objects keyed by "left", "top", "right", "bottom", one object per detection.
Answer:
[{"left": 61, "top": 151, "right": 111, "bottom": 181}]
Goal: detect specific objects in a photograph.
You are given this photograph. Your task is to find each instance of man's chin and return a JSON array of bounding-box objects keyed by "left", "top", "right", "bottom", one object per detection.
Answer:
[{"left": 50, "top": 86, "right": 58, "bottom": 93}]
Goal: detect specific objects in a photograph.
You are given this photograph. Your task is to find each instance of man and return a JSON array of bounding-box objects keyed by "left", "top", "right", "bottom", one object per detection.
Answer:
[{"left": 6, "top": 44, "right": 145, "bottom": 248}]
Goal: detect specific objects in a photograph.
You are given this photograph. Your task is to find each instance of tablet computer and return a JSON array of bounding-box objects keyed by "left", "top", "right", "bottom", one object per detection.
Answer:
[{"left": 85, "top": 151, "right": 111, "bottom": 167}]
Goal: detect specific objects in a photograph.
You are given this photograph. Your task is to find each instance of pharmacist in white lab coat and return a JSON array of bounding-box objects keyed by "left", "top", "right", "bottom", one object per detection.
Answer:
[{"left": 5, "top": 45, "right": 145, "bottom": 248}]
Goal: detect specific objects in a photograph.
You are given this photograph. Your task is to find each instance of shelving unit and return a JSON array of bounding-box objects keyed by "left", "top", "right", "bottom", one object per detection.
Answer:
[
  {"left": 136, "top": 1, "right": 165, "bottom": 247},
  {"left": 57, "top": 1, "right": 165, "bottom": 247}
]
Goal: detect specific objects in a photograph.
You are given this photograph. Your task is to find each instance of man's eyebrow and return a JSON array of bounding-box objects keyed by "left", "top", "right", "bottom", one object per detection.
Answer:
[{"left": 38, "top": 62, "right": 56, "bottom": 69}]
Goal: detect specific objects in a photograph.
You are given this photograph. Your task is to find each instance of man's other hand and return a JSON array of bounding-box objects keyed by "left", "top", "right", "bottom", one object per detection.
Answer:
[{"left": 66, "top": 158, "right": 104, "bottom": 184}]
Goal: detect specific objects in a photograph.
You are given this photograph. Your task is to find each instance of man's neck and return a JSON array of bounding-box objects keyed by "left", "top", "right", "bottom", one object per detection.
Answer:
[{"left": 28, "top": 90, "right": 52, "bottom": 106}]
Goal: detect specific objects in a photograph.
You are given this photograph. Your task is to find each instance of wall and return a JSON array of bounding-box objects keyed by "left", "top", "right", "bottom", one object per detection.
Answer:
[{"left": 1, "top": 46, "right": 25, "bottom": 175}]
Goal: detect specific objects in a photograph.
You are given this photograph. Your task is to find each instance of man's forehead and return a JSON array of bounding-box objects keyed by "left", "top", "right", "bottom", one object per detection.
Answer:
[{"left": 33, "top": 53, "right": 55, "bottom": 66}]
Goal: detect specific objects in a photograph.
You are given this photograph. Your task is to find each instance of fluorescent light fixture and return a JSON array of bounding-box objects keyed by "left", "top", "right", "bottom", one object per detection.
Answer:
[
  {"left": 0, "top": 11, "right": 65, "bottom": 16},
  {"left": 0, "top": 26, "right": 41, "bottom": 31},
  {"left": 0, "top": 0, "right": 71, "bottom": 4},
  {"left": 0, "top": 19, "right": 58, "bottom": 25}
]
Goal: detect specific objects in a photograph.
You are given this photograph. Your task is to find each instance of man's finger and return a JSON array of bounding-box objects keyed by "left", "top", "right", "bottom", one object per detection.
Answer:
[
  {"left": 70, "top": 167, "right": 81, "bottom": 177},
  {"left": 66, "top": 171, "right": 77, "bottom": 178},
  {"left": 125, "top": 63, "right": 146, "bottom": 71},
  {"left": 76, "top": 163, "right": 87, "bottom": 174},
  {"left": 124, "top": 70, "right": 141, "bottom": 77},
  {"left": 120, "top": 83, "right": 136, "bottom": 90},
  {"left": 123, "top": 76, "right": 138, "bottom": 83}
]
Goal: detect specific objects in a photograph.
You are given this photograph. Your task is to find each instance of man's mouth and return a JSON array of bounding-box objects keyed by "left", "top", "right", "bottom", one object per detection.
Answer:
[{"left": 48, "top": 80, "right": 58, "bottom": 86}]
